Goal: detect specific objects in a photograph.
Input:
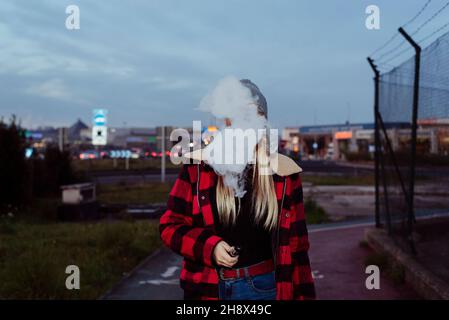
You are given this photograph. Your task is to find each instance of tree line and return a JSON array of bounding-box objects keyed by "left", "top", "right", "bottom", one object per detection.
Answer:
[{"left": 0, "top": 116, "right": 75, "bottom": 215}]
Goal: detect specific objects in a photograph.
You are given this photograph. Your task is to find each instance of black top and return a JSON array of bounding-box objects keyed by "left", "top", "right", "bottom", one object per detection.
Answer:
[{"left": 211, "top": 166, "right": 273, "bottom": 268}]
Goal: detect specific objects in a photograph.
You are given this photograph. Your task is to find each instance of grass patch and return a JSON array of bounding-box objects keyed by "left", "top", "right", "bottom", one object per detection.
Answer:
[
  {"left": 73, "top": 159, "right": 180, "bottom": 173},
  {"left": 304, "top": 198, "right": 330, "bottom": 224},
  {"left": 302, "top": 174, "right": 430, "bottom": 186},
  {"left": 363, "top": 252, "right": 406, "bottom": 285},
  {"left": 359, "top": 240, "right": 370, "bottom": 249},
  {"left": 364, "top": 252, "right": 389, "bottom": 271},
  {"left": 302, "top": 175, "right": 375, "bottom": 186},
  {"left": 0, "top": 218, "right": 161, "bottom": 299},
  {"left": 21, "top": 197, "right": 61, "bottom": 222},
  {"left": 96, "top": 182, "right": 172, "bottom": 204}
]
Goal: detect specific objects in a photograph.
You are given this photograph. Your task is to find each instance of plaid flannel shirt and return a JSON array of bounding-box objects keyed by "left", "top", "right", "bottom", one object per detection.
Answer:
[{"left": 159, "top": 162, "right": 316, "bottom": 300}]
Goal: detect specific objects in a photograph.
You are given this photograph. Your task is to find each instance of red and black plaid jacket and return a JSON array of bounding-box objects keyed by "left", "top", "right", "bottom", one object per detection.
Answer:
[{"left": 159, "top": 162, "right": 315, "bottom": 300}]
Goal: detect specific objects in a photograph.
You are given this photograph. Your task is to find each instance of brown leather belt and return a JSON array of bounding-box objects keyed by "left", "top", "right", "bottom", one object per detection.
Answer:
[{"left": 218, "top": 259, "right": 274, "bottom": 280}]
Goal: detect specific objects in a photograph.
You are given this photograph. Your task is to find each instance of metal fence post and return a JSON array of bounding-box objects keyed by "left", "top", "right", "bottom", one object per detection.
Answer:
[
  {"left": 398, "top": 27, "right": 421, "bottom": 254},
  {"left": 367, "top": 57, "right": 381, "bottom": 228}
]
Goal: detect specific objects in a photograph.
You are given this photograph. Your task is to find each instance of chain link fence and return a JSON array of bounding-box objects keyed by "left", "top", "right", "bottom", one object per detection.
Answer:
[{"left": 373, "top": 30, "right": 449, "bottom": 254}]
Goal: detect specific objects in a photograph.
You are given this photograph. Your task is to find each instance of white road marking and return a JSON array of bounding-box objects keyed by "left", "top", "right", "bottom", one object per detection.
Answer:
[
  {"left": 138, "top": 279, "right": 179, "bottom": 285},
  {"left": 312, "top": 270, "right": 324, "bottom": 279},
  {"left": 161, "top": 266, "right": 179, "bottom": 278},
  {"left": 137, "top": 266, "right": 180, "bottom": 286}
]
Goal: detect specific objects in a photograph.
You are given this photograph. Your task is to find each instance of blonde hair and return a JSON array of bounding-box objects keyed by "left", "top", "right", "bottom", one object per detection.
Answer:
[{"left": 216, "top": 137, "right": 278, "bottom": 230}]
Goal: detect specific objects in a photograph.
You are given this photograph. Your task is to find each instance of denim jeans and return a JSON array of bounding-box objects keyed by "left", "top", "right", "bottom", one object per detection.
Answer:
[{"left": 218, "top": 271, "right": 276, "bottom": 300}]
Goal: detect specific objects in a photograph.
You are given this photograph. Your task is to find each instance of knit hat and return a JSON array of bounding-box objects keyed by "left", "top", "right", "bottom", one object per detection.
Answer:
[{"left": 240, "top": 79, "right": 268, "bottom": 118}]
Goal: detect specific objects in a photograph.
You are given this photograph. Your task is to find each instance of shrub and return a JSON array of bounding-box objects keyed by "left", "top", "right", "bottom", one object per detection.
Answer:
[
  {"left": 304, "top": 197, "right": 330, "bottom": 224},
  {"left": 0, "top": 117, "right": 31, "bottom": 211},
  {"left": 32, "top": 147, "right": 75, "bottom": 197},
  {"left": 395, "top": 151, "right": 449, "bottom": 166},
  {"left": 345, "top": 151, "right": 372, "bottom": 162}
]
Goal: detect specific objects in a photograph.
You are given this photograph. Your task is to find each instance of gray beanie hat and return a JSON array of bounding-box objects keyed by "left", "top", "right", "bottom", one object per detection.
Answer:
[{"left": 240, "top": 79, "right": 268, "bottom": 118}]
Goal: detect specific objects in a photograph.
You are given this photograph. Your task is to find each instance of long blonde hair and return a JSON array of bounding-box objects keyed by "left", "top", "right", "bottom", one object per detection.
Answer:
[{"left": 216, "top": 137, "right": 278, "bottom": 230}]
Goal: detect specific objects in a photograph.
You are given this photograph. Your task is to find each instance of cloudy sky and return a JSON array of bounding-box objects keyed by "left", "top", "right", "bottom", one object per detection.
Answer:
[{"left": 0, "top": 0, "right": 447, "bottom": 129}]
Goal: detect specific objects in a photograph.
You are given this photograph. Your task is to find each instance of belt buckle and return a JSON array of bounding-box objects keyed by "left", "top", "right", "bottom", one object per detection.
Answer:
[
  {"left": 218, "top": 268, "right": 237, "bottom": 281},
  {"left": 218, "top": 268, "right": 226, "bottom": 280}
]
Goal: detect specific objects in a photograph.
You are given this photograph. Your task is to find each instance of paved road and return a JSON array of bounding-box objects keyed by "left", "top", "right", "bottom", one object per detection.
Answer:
[
  {"left": 101, "top": 248, "right": 183, "bottom": 300},
  {"left": 89, "top": 160, "right": 373, "bottom": 185},
  {"left": 309, "top": 224, "right": 418, "bottom": 299},
  {"left": 88, "top": 160, "right": 449, "bottom": 185},
  {"left": 102, "top": 222, "right": 418, "bottom": 300}
]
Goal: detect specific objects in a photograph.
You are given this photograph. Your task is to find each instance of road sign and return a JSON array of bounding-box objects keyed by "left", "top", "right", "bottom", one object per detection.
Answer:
[
  {"left": 92, "top": 109, "right": 108, "bottom": 145},
  {"left": 92, "top": 126, "right": 107, "bottom": 145},
  {"left": 93, "top": 109, "right": 107, "bottom": 126}
]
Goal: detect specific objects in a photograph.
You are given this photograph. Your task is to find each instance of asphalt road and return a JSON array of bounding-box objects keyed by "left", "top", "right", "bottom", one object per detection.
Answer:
[
  {"left": 90, "top": 160, "right": 371, "bottom": 184},
  {"left": 88, "top": 160, "right": 449, "bottom": 185},
  {"left": 102, "top": 222, "right": 419, "bottom": 300}
]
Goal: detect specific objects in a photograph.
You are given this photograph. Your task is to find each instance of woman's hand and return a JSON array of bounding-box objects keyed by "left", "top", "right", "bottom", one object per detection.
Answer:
[{"left": 212, "top": 241, "right": 238, "bottom": 268}]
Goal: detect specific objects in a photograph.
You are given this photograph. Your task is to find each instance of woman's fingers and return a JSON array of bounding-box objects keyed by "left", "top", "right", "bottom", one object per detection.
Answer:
[
  {"left": 216, "top": 257, "right": 229, "bottom": 267},
  {"left": 220, "top": 241, "right": 232, "bottom": 252},
  {"left": 218, "top": 251, "right": 238, "bottom": 267},
  {"left": 218, "top": 260, "right": 233, "bottom": 268},
  {"left": 213, "top": 241, "right": 239, "bottom": 268},
  {"left": 223, "top": 254, "right": 238, "bottom": 265}
]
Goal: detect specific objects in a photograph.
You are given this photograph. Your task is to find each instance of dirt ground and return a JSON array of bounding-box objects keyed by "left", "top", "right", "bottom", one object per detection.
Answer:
[{"left": 304, "top": 182, "right": 449, "bottom": 222}]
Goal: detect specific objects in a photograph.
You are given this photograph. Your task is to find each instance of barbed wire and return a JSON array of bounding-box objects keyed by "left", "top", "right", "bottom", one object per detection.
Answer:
[
  {"left": 419, "top": 21, "right": 449, "bottom": 44},
  {"left": 375, "top": 36, "right": 409, "bottom": 62},
  {"left": 369, "top": 34, "right": 399, "bottom": 58},
  {"left": 369, "top": 0, "right": 432, "bottom": 58},
  {"left": 380, "top": 24, "right": 449, "bottom": 67},
  {"left": 373, "top": 0, "right": 449, "bottom": 64},
  {"left": 410, "top": 0, "right": 449, "bottom": 36},
  {"left": 380, "top": 45, "right": 413, "bottom": 65},
  {"left": 404, "top": 0, "right": 433, "bottom": 27}
]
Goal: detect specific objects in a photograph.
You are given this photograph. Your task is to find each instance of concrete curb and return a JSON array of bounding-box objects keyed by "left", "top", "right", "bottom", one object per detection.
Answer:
[{"left": 365, "top": 228, "right": 449, "bottom": 300}]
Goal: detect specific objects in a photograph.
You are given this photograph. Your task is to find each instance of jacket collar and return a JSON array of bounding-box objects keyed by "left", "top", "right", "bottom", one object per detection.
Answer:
[{"left": 183, "top": 149, "right": 302, "bottom": 176}]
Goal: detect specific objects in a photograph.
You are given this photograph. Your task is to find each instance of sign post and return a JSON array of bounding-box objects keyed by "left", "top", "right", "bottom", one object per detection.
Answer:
[{"left": 92, "top": 109, "right": 108, "bottom": 146}]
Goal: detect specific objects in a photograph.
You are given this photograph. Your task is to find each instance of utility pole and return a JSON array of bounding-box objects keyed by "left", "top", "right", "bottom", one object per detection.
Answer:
[
  {"left": 58, "top": 127, "right": 66, "bottom": 152},
  {"left": 161, "top": 126, "right": 166, "bottom": 183}
]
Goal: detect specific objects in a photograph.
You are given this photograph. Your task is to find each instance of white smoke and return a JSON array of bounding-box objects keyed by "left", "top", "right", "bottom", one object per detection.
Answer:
[{"left": 197, "top": 76, "right": 270, "bottom": 197}]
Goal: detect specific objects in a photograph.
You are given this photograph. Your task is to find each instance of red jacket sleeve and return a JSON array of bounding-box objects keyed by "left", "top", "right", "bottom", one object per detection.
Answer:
[
  {"left": 159, "top": 164, "right": 222, "bottom": 268},
  {"left": 289, "top": 173, "right": 316, "bottom": 300}
]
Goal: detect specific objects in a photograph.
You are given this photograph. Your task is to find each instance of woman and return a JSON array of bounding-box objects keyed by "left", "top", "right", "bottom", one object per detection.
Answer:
[{"left": 159, "top": 79, "right": 315, "bottom": 300}]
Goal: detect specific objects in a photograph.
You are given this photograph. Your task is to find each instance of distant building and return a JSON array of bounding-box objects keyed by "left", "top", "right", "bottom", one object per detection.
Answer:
[
  {"left": 282, "top": 122, "right": 380, "bottom": 160},
  {"left": 282, "top": 120, "right": 449, "bottom": 160},
  {"left": 68, "top": 119, "right": 91, "bottom": 145},
  {"left": 107, "top": 127, "right": 157, "bottom": 149}
]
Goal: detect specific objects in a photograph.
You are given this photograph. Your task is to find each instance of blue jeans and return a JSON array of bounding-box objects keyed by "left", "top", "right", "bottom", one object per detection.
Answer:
[{"left": 218, "top": 271, "right": 276, "bottom": 300}]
